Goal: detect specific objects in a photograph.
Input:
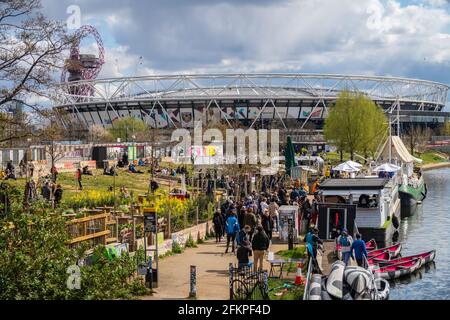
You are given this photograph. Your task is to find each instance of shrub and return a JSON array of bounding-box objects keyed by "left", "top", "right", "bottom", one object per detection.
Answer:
[
  {"left": 185, "top": 233, "right": 197, "bottom": 248},
  {"left": 0, "top": 202, "right": 148, "bottom": 300},
  {"left": 172, "top": 241, "right": 183, "bottom": 254}
]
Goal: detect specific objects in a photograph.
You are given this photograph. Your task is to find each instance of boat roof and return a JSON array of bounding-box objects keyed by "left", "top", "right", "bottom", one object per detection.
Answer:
[{"left": 319, "top": 178, "right": 389, "bottom": 190}]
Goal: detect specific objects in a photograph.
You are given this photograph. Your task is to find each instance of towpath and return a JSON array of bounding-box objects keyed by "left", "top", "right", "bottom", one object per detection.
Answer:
[{"left": 141, "top": 238, "right": 293, "bottom": 300}]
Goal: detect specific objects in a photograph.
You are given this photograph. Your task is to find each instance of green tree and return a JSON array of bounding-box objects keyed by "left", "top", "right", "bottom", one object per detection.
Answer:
[
  {"left": 442, "top": 121, "right": 450, "bottom": 136},
  {"left": 324, "top": 90, "right": 388, "bottom": 160},
  {"left": 108, "top": 117, "right": 149, "bottom": 142},
  {"left": 0, "top": 196, "right": 147, "bottom": 300}
]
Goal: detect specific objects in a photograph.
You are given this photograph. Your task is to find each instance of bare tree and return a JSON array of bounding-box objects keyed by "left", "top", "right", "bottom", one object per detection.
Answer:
[
  {"left": 403, "top": 125, "right": 432, "bottom": 155},
  {"left": 1, "top": 0, "right": 75, "bottom": 143},
  {"left": 89, "top": 124, "right": 113, "bottom": 143}
]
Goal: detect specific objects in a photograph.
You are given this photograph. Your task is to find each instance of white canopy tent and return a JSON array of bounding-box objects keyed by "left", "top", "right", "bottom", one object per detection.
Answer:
[
  {"left": 345, "top": 160, "right": 363, "bottom": 168},
  {"left": 333, "top": 161, "right": 361, "bottom": 173},
  {"left": 373, "top": 163, "right": 401, "bottom": 173}
]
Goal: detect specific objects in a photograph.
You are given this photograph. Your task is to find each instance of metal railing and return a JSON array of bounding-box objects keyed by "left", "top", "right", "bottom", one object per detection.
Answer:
[{"left": 302, "top": 256, "right": 314, "bottom": 300}]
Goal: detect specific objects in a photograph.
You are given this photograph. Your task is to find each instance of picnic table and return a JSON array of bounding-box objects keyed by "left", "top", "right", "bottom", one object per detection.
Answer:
[{"left": 267, "top": 258, "right": 306, "bottom": 279}]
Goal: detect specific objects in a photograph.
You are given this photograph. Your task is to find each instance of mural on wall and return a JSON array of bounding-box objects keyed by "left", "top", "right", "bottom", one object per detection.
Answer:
[{"left": 180, "top": 110, "right": 194, "bottom": 127}]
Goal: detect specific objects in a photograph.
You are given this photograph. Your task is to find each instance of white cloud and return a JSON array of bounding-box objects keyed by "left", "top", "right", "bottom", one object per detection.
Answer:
[{"left": 41, "top": 0, "right": 450, "bottom": 84}]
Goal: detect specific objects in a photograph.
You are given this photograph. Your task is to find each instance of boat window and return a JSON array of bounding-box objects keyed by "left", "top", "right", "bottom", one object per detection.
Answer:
[{"left": 358, "top": 194, "right": 378, "bottom": 208}]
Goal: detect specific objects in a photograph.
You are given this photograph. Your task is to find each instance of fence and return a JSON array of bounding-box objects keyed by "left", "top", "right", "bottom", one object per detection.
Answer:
[
  {"left": 431, "top": 136, "right": 450, "bottom": 143},
  {"left": 229, "top": 263, "right": 269, "bottom": 300},
  {"left": 66, "top": 212, "right": 114, "bottom": 249}
]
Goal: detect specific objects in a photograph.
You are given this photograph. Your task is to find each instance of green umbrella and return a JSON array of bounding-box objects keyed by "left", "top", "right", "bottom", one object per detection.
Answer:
[{"left": 285, "top": 136, "right": 296, "bottom": 176}]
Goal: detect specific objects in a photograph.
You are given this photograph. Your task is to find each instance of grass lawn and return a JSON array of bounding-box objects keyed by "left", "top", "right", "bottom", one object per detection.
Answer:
[
  {"left": 268, "top": 278, "right": 304, "bottom": 300},
  {"left": 416, "top": 151, "right": 449, "bottom": 165},
  {"left": 7, "top": 167, "right": 172, "bottom": 200},
  {"left": 322, "top": 150, "right": 448, "bottom": 167}
]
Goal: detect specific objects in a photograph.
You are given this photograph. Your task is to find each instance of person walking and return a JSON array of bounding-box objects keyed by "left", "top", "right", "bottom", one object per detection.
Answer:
[
  {"left": 309, "top": 227, "right": 323, "bottom": 260},
  {"left": 243, "top": 207, "right": 257, "bottom": 241},
  {"left": 225, "top": 212, "right": 240, "bottom": 254},
  {"left": 76, "top": 168, "right": 83, "bottom": 190},
  {"left": 213, "top": 210, "right": 224, "bottom": 243},
  {"left": 237, "top": 206, "right": 246, "bottom": 229},
  {"left": 268, "top": 197, "right": 279, "bottom": 232},
  {"left": 337, "top": 229, "right": 353, "bottom": 266},
  {"left": 54, "top": 184, "right": 63, "bottom": 206},
  {"left": 41, "top": 181, "right": 51, "bottom": 201},
  {"left": 261, "top": 209, "right": 273, "bottom": 241},
  {"left": 351, "top": 233, "right": 368, "bottom": 268},
  {"left": 252, "top": 225, "right": 270, "bottom": 272},
  {"left": 259, "top": 197, "right": 269, "bottom": 216}
]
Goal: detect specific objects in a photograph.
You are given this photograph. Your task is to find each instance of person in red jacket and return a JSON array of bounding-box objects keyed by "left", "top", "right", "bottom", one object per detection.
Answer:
[{"left": 76, "top": 168, "right": 83, "bottom": 190}]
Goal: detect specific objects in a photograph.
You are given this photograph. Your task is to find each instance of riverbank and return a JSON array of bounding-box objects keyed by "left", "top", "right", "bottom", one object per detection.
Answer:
[{"left": 421, "top": 162, "right": 450, "bottom": 171}]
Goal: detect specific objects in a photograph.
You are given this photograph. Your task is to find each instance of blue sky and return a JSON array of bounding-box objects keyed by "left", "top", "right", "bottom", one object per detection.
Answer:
[{"left": 40, "top": 0, "right": 450, "bottom": 91}]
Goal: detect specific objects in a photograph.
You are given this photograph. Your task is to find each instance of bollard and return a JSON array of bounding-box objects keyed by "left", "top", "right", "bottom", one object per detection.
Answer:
[
  {"left": 294, "top": 262, "right": 304, "bottom": 285},
  {"left": 189, "top": 265, "right": 197, "bottom": 298}
]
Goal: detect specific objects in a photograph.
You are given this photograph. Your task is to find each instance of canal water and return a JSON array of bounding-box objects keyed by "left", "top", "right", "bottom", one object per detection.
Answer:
[{"left": 389, "top": 167, "right": 450, "bottom": 300}]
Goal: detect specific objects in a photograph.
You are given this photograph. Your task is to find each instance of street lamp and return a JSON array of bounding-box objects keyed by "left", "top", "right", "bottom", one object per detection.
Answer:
[
  {"left": 26, "top": 138, "right": 32, "bottom": 183},
  {"left": 132, "top": 135, "right": 136, "bottom": 163}
]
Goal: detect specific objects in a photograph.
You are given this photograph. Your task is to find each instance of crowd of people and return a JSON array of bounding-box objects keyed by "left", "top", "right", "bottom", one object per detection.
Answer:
[{"left": 211, "top": 179, "right": 323, "bottom": 272}]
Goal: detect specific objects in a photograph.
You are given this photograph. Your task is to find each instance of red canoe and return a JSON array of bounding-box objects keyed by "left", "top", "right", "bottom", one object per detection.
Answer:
[
  {"left": 367, "top": 251, "right": 391, "bottom": 266},
  {"left": 373, "top": 258, "right": 421, "bottom": 280},
  {"left": 365, "top": 239, "right": 377, "bottom": 251},
  {"left": 374, "top": 250, "right": 436, "bottom": 267},
  {"left": 368, "top": 243, "right": 402, "bottom": 258}
]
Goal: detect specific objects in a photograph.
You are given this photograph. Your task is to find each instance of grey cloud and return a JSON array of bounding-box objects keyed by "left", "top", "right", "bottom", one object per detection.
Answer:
[{"left": 40, "top": 0, "right": 450, "bottom": 86}]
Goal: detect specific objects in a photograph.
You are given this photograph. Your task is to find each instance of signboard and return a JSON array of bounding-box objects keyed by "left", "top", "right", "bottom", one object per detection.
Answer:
[
  {"left": 279, "top": 205, "right": 299, "bottom": 241},
  {"left": 144, "top": 210, "right": 157, "bottom": 233}
]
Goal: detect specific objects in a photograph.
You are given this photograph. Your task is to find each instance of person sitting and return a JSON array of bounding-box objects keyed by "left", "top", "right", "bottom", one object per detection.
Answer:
[
  {"left": 82, "top": 165, "right": 93, "bottom": 175},
  {"left": 237, "top": 240, "right": 253, "bottom": 270},
  {"left": 150, "top": 180, "right": 159, "bottom": 192},
  {"left": 117, "top": 159, "right": 125, "bottom": 168},
  {"left": 138, "top": 158, "right": 145, "bottom": 166},
  {"left": 5, "top": 161, "right": 16, "bottom": 180},
  {"left": 129, "top": 163, "right": 143, "bottom": 174}
]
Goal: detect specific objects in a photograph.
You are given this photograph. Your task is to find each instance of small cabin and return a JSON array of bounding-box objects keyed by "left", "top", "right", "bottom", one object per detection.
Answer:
[{"left": 318, "top": 178, "right": 400, "bottom": 241}]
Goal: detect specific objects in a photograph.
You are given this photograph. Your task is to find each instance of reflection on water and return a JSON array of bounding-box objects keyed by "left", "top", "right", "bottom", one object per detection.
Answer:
[{"left": 389, "top": 168, "right": 450, "bottom": 300}]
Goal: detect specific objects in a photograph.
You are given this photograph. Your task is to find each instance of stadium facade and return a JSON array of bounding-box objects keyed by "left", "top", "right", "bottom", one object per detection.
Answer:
[{"left": 52, "top": 73, "right": 450, "bottom": 151}]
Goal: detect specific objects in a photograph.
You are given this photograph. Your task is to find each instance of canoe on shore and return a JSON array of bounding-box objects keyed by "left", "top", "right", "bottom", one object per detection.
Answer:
[
  {"left": 374, "top": 250, "right": 436, "bottom": 267},
  {"left": 374, "top": 258, "right": 421, "bottom": 280},
  {"left": 365, "top": 239, "right": 377, "bottom": 251},
  {"left": 368, "top": 243, "right": 402, "bottom": 258},
  {"left": 367, "top": 251, "right": 391, "bottom": 265}
]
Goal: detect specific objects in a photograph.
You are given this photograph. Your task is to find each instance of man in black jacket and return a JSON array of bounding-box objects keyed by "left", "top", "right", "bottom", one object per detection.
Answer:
[{"left": 252, "top": 225, "right": 270, "bottom": 272}]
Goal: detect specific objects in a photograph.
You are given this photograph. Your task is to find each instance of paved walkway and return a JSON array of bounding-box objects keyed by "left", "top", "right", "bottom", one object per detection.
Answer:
[{"left": 141, "top": 238, "right": 293, "bottom": 300}]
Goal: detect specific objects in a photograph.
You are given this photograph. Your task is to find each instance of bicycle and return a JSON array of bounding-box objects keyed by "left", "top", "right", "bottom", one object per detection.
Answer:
[{"left": 231, "top": 267, "right": 269, "bottom": 300}]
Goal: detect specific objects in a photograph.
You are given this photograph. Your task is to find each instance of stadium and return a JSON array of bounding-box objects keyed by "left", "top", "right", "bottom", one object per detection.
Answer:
[{"left": 51, "top": 73, "right": 450, "bottom": 151}]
